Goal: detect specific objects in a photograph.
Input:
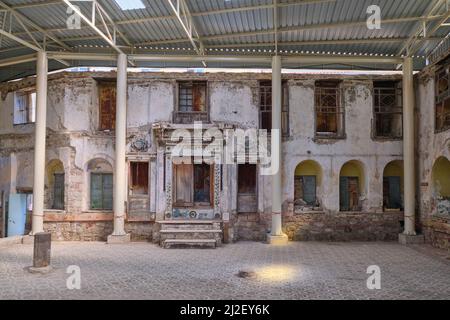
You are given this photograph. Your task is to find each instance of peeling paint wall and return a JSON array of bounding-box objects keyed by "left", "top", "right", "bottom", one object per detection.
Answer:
[
  {"left": 0, "top": 71, "right": 407, "bottom": 241},
  {"left": 416, "top": 69, "right": 450, "bottom": 249}
]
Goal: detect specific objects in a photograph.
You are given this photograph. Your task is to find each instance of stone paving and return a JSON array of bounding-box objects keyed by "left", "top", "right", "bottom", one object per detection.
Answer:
[{"left": 0, "top": 241, "right": 449, "bottom": 300}]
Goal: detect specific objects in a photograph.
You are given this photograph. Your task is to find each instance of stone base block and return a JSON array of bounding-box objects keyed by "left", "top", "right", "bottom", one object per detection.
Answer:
[
  {"left": 22, "top": 235, "right": 35, "bottom": 245},
  {"left": 107, "top": 233, "right": 131, "bottom": 244},
  {"left": 25, "top": 265, "right": 53, "bottom": 274},
  {"left": 398, "top": 233, "right": 425, "bottom": 245},
  {"left": 267, "top": 233, "right": 289, "bottom": 245}
]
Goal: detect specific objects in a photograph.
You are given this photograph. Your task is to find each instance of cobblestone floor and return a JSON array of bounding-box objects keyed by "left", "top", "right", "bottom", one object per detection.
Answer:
[{"left": 0, "top": 241, "right": 449, "bottom": 300}]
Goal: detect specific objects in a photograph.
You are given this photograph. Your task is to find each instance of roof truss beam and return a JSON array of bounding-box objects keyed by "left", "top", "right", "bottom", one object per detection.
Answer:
[
  {"left": 62, "top": 0, "right": 132, "bottom": 53},
  {"left": 166, "top": 0, "right": 206, "bottom": 65}
]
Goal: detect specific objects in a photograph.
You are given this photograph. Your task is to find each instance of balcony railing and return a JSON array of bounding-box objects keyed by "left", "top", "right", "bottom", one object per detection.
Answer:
[{"left": 173, "top": 111, "right": 209, "bottom": 124}]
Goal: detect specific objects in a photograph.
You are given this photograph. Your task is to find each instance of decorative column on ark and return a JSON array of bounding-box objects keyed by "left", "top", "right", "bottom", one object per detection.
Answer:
[{"left": 164, "top": 150, "right": 173, "bottom": 219}]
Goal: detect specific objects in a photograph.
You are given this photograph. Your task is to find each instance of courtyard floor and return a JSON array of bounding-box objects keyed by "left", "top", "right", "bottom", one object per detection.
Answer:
[{"left": 0, "top": 241, "right": 449, "bottom": 300}]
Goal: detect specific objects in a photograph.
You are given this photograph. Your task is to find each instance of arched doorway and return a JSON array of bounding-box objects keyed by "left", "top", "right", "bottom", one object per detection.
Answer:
[
  {"left": 294, "top": 160, "right": 322, "bottom": 209},
  {"left": 383, "top": 160, "right": 404, "bottom": 211},
  {"left": 340, "top": 160, "right": 365, "bottom": 211}
]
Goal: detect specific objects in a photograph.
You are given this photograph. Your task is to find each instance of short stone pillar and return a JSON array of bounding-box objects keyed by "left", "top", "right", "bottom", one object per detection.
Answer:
[{"left": 33, "top": 232, "right": 51, "bottom": 269}]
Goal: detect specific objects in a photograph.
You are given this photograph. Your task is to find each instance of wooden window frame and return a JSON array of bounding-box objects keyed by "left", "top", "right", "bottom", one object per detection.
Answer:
[
  {"left": 314, "top": 80, "right": 345, "bottom": 139},
  {"left": 13, "top": 90, "right": 36, "bottom": 125},
  {"left": 98, "top": 81, "right": 117, "bottom": 131},
  {"left": 174, "top": 81, "right": 209, "bottom": 123},
  {"left": 258, "top": 81, "right": 289, "bottom": 136},
  {"left": 372, "top": 81, "right": 403, "bottom": 140}
]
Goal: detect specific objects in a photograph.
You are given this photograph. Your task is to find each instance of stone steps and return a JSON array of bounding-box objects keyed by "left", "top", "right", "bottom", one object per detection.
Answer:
[
  {"left": 163, "top": 239, "right": 217, "bottom": 249},
  {"left": 156, "top": 220, "right": 222, "bottom": 249}
]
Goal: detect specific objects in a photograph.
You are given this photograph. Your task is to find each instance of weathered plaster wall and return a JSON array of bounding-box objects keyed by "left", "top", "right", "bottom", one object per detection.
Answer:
[
  {"left": 416, "top": 70, "right": 450, "bottom": 249},
  {"left": 0, "top": 71, "right": 408, "bottom": 242},
  {"left": 282, "top": 80, "right": 403, "bottom": 214}
]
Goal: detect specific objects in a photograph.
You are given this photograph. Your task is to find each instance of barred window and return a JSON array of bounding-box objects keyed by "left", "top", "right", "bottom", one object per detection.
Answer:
[
  {"left": 435, "top": 64, "right": 450, "bottom": 132},
  {"left": 259, "top": 81, "right": 289, "bottom": 136},
  {"left": 373, "top": 81, "right": 403, "bottom": 139},
  {"left": 315, "top": 81, "right": 345, "bottom": 138}
]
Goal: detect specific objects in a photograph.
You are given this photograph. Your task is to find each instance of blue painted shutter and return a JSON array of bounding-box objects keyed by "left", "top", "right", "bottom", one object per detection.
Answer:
[
  {"left": 340, "top": 176, "right": 349, "bottom": 211},
  {"left": 388, "top": 176, "right": 401, "bottom": 209},
  {"left": 302, "top": 176, "right": 316, "bottom": 205}
]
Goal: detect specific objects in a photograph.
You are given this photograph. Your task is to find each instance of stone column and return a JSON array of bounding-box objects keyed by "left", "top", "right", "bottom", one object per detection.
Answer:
[
  {"left": 399, "top": 57, "right": 423, "bottom": 244},
  {"left": 267, "top": 55, "right": 288, "bottom": 245},
  {"left": 31, "top": 51, "right": 48, "bottom": 235},
  {"left": 107, "top": 53, "right": 130, "bottom": 243}
]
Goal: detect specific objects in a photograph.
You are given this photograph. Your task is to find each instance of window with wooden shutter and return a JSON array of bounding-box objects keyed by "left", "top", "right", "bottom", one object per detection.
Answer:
[
  {"left": 259, "top": 81, "right": 289, "bottom": 136},
  {"left": 373, "top": 81, "right": 403, "bottom": 139},
  {"left": 52, "top": 173, "right": 65, "bottom": 210},
  {"left": 90, "top": 173, "right": 113, "bottom": 210},
  {"left": 294, "top": 176, "right": 316, "bottom": 206},
  {"left": 315, "top": 80, "right": 344, "bottom": 138},
  {"left": 98, "top": 82, "right": 116, "bottom": 130},
  {"left": 13, "top": 91, "right": 36, "bottom": 125},
  {"left": 340, "top": 176, "right": 359, "bottom": 211},
  {"left": 173, "top": 162, "right": 213, "bottom": 207},
  {"left": 130, "top": 162, "right": 149, "bottom": 195},
  {"left": 175, "top": 81, "right": 208, "bottom": 123}
]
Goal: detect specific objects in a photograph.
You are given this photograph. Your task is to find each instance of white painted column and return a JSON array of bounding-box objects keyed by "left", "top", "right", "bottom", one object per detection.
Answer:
[
  {"left": 31, "top": 51, "right": 48, "bottom": 235},
  {"left": 402, "top": 57, "right": 416, "bottom": 236},
  {"left": 268, "top": 55, "right": 288, "bottom": 244},
  {"left": 108, "top": 53, "right": 130, "bottom": 243}
]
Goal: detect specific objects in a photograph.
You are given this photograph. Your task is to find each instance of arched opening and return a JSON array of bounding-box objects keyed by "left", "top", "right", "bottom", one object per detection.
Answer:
[
  {"left": 383, "top": 160, "right": 404, "bottom": 211},
  {"left": 294, "top": 160, "right": 322, "bottom": 209},
  {"left": 45, "top": 159, "right": 65, "bottom": 210},
  {"left": 87, "top": 158, "right": 113, "bottom": 211},
  {"left": 339, "top": 160, "right": 365, "bottom": 211},
  {"left": 432, "top": 157, "right": 450, "bottom": 215}
]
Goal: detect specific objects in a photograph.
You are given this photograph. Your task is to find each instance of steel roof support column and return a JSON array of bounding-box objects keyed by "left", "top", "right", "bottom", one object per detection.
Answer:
[
  {"left": 107, "top": 53, "right": 130, "bottom": 244},
  {"left": 399, "top": 57, "right": 424, "bottom": 245},
  {"left": 31, "top": 51, "right": 47, "bottom": 235},
  {"left": 267, "top": 55, "right": 288, "bottom": 245}
]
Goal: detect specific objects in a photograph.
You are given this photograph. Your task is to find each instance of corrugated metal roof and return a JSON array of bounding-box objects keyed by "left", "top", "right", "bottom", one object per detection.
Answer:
[{"left": 0, "top": 0, "right": 449, "bottom": 81}]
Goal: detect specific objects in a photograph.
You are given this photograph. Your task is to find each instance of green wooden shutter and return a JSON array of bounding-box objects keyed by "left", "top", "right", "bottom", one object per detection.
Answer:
[
  {"left": 388, "top": 176, "right": 401, "bottom": 209},
  {"left": 340, "top": 176, "right": 349, "bottom": 211},
  {"left": 302, "top": 176, "right": 316, "bottom": 205},
  {"left": 53, "top": 173, "right": 65, "bottom": 210},
  {"left": 102, "top": 174, "right": 113, "bottom": 210},
  {"left": 90, "top": 173, "right": 103, "bottom": 209}
]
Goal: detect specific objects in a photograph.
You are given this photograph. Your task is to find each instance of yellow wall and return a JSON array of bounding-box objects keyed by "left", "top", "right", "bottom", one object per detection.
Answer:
[
  {"left": 383, "top": 160, "right": 404, "bottom": 193},
  {"left": 295, "top": 160, "right": 322, "bottom": 183},
  {"left": 432, "top": 157, "right": 450, "bottom": 197}
]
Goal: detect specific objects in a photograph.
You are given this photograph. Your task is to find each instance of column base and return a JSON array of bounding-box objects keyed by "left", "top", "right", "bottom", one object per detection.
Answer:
[
  {"left": 26, "top": 265, "right": 52, "bottom": 274},
  {"left": 267, "top": 233, "right": 289, "bottom": 245},
  {"left": 398, "top": 233, "right": 425, "bottom": 245},
  {"left": 107, "top": 234, "right": 131, "bottom": 244}
]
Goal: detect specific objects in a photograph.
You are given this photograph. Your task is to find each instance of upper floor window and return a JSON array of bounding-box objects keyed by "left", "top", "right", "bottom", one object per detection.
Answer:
[
  {"left": 373, "top": 81, "right": 403, "bottom": 139},
  {"left": 13, "top": 90, "right": 36, "bottom": 125},
  {"left": 315, "top": 80, "right": 345, "bottom": 138},
  {"left": 98, "top": 81, "right": 116, "bottom": 130},
  {"left": 174, "top": 81, "right": 208, "bottom": 123},
  {"left": 435, "top": 64, "right": 450, "bottom": 132},
  {"left": 258, "top": 81, "right": 289, "bottom": 136}
]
